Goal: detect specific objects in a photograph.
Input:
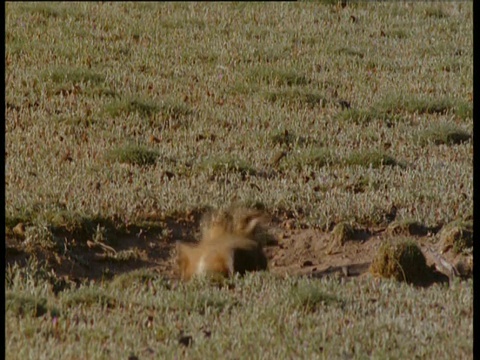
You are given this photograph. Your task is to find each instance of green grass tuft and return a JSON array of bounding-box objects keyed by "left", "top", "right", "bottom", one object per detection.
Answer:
[
  {"left": 290, "top": 284, "right": 341, "bottom": 312},
  {"left": 6, "top": 292, "right": 49, "bottom": 317},
  {"left": 336, "top": 108, "right": 400, "bottom": 125},
  {"left": 45, "top": 67, "right": 105, "bottom": 85},
  {"left": 248, "top": 67, "right": 309, "bottom": 86},
  {"left": 106, "top": 145, "right": 160, "bottom": 166},
  {"left": 104, "top": 98, "right": 191, "bottom": 120},
  {"left": 455, "top": 101, "right": 473, "bottom": 119},
  {"left": 61, "top": 287, "right": 118, "bottom": 308},
  {"left": 416, "top": 123, "right": 471, "bottom": 146},
  {"left": 104, "top": 98, "right": 161, "bottom": 118},
  {"left": 288, "top": 148, "right": 337, "bottom": 169},
  {"left": 343, "top": 150, "right": 400, "bottom": 168},
  {"left": 340, "top": 96, "right": 470, "bottom": 126},
  {"left": 374, "top": 95, "right": 454, "bottom": 115}
]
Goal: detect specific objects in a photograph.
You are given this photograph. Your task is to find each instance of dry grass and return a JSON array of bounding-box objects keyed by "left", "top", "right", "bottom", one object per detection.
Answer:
[
  {"left": 6, "top": 2, "right": 472, "bottom": 231},
  {"left": 5, "top": 261, "right": 474, "bottom": 359}
]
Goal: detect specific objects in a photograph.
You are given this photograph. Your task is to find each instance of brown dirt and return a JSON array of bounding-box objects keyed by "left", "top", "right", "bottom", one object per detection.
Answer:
[{"left": 5, "top": 217, "right": 466, "bottom": 286}]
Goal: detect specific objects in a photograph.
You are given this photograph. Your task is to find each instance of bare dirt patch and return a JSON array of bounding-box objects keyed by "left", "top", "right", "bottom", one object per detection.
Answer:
[{"left": 6, "top": 217, "right": 466, "bottom": 286}]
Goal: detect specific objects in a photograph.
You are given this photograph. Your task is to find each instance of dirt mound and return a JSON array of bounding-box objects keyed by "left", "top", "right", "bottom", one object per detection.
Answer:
[{"left": 5, "top": 217, "right": 470, "bottom": 287}]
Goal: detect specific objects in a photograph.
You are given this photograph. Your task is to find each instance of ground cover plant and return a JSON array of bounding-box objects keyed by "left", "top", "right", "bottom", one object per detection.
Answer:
[{"left": 5, "top": 2, "right": 473, "bottom": 359}]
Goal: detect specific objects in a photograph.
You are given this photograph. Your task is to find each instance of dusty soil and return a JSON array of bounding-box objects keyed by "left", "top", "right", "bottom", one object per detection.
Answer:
[{"left": 5, "top": 216, "right": 469, "bottom": 286}]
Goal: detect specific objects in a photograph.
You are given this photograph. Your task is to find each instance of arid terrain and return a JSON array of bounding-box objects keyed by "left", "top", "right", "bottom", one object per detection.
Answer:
[{"left": 6, "top": 212, "right": 468, "bottom": 286}]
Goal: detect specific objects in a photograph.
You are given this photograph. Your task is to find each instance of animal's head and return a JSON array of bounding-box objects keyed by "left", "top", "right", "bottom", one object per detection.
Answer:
[
  {"left": 200, "top": 206, "right": 268, "bottom": 243},
  {"left": 176, "top": 206, "right": 270, "bottom": 281},
  {"left": 176, "top": 242, "right": 234, "bottom": 281}
]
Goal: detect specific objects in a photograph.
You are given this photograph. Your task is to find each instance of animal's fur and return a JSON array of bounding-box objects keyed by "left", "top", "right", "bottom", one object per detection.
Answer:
[{"left": 176, "top": 207, "right": 269, "bottom": 281}]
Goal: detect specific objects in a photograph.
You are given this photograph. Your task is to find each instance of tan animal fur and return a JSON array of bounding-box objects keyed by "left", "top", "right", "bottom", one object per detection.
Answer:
[{"left": 176, "top": 207, "right": 269, "bottom": 281}]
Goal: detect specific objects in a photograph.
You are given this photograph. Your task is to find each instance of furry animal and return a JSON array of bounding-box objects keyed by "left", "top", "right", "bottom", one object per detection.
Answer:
[{"left": 176, "top": 207, "right": 269, "bottom": 281}]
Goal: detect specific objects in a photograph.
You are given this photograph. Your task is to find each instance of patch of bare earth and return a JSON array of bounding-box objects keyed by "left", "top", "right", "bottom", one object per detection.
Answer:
[{"left": 5, "top": 217, "right": 468, "bottom": 286}]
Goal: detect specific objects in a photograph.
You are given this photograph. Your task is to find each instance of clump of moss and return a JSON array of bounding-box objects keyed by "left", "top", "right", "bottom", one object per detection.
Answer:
[
  {"left": 438, "top": 220, "right": 473, "bottom": 254},
  {"left": 369, "top": 238, "right": 430, "bottom": 284}
]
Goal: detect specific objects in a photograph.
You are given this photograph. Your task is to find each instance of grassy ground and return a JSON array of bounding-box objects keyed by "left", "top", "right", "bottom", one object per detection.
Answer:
[
  {"left": 5, "top": 2, "right": 473, "bottom": 359},
  {"left": 5, "top": 262, "right": 473, "bottom": 359}
]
